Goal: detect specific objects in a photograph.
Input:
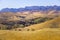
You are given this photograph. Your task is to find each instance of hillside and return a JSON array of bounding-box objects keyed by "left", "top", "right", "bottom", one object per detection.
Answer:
[
  {"left": 0, "top": 28, "right": 60, "bottom": 40},
  {"left": 0, "top": 10, "right": 60, "bottom": 30},
  {"left": 16, "top": 17, "right": 60, "bottom": 31}
]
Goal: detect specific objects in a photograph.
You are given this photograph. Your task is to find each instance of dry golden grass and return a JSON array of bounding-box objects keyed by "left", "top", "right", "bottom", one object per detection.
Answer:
[
  {"left": 0, "top": 11, "right": 60, "bottom": 40},
  {"left": 0, "top": 28, "right": 60, "bottom": 40}
]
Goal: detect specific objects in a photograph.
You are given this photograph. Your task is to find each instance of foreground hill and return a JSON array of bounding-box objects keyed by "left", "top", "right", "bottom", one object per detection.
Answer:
[{"left": 0, "top": 28, "right": 60, "bottom": 40}]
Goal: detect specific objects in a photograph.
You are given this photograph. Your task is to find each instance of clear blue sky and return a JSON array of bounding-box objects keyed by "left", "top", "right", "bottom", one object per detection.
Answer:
[{"left": 0, "top": 0, "right": 60, "bottom": 10}]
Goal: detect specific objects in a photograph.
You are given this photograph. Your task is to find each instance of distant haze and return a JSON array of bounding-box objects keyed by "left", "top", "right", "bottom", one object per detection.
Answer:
[{"left": 0, "top": 0, "right": 60, "bottom": 10}]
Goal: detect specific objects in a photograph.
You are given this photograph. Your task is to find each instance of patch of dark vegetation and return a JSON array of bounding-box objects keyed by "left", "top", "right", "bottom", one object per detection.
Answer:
[{"left": 0, "top": 17, "right": 55, "bottom": 30}]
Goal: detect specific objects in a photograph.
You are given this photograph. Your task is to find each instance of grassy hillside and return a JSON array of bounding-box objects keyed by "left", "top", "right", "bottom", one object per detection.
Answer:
[
  {"left": 0, "top": 28, "right": 60, "bottom": 40},
  {"left": 0, "top": 11, "right": 60, "bottom": 40},
  {"left": 18, "top": 17, "right": 60, "bottom": 31}
]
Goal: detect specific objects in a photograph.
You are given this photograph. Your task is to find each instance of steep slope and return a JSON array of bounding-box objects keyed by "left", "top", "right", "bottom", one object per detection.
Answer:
[{"left": 22, "top": 17, "right": 60, "bottom": 30}]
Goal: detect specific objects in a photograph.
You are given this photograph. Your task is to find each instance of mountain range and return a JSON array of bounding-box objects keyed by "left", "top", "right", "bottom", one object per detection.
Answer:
[{"left": 0, "top": 5, "right": 60, "bottom": 12}]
